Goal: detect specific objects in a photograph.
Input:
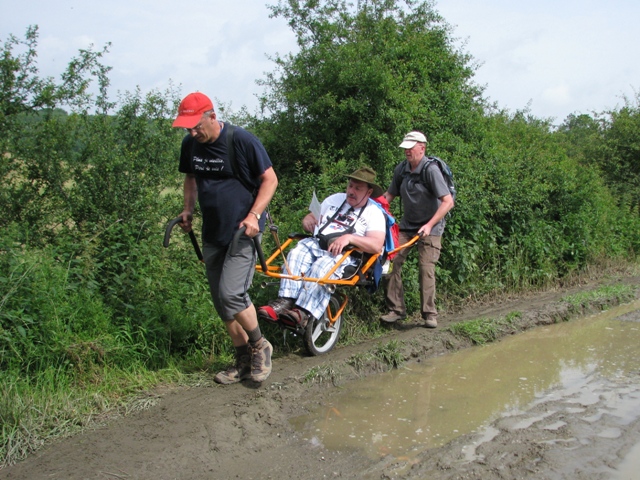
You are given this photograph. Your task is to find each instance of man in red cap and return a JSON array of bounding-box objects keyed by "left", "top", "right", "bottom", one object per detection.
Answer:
[{"left": 173, "top": 92, "right": 278, "bottom": 384}]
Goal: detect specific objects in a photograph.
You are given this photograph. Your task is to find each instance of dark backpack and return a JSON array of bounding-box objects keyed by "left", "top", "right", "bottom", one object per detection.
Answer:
[{"left": 396, "top": 156, "right": 456, "bottom": 201}]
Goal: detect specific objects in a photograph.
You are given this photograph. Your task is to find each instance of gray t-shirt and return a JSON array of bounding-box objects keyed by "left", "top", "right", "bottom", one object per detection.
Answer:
[{"left": 388, "top": 156, "right": 450, "bottom": 236}]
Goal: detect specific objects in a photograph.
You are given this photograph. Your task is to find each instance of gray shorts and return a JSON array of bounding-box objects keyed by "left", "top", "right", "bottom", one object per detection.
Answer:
[{"left": 202, "top": 234, "right": 260, "bottom": 321}]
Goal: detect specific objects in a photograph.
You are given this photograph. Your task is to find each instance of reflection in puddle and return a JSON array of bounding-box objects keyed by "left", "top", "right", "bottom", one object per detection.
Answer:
[{"left": 291, "top": 300, "right": 640, "bottom": 462}]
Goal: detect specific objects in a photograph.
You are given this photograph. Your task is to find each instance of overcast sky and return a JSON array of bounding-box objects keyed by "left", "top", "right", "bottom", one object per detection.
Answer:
[{"left": 2, "top": 0, "right": 639, "bottom": 124}]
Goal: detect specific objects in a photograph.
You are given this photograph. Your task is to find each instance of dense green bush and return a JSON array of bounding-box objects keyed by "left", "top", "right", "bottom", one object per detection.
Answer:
[
  {"left": 559, "top": 94, "right": 640, "bottom": 213},
  {"left": 0, "top": 27, "right": 232, "bottom": 382}
]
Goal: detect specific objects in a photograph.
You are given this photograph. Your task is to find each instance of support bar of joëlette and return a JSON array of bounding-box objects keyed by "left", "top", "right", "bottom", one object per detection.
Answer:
[{"left": 251, "top": 232, "right": 421, "bottom": 288}]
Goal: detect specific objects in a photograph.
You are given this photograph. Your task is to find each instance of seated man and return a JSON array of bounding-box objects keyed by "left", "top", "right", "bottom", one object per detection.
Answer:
[{"left": 258, "top": 167, "right": 386, "bottom": 328}]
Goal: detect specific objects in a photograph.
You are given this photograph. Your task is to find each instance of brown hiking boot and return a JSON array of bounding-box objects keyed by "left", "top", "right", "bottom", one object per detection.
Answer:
[
  {"left": 423, "top": 315, "right": 438, "bottom": 329},
  {"left": 250, "top": 337, "right": 273, "bottom": 382},
  {"left": 279, "top": 307, "right": 309, "bottom": 329},
  {"left": 258, "top": 297, "right": 294, "bottom": 324},
  {"left": 380, "top": 311, "right": 406, "bottom": 324},
  {"left": 214, "top": 353, "right": 251, "bottom": 385}
]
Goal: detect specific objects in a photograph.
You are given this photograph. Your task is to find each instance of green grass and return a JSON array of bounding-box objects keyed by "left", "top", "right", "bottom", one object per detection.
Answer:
[
  {"left": 337, "top": 299, "right": 390, "bottom": 347},
  {"left": 346, "top": 351, "right": 375, "bottom": 372},
  {"left": 447, "top": 311, "right": 522, "bottom": 346},
  {"left": 346, "top": 339, "right": 405, "bottom": 374},
  {"left": 448, "top": 283, "right": 638, "bottom": 346},
  {"left": 561, "top": 284, "right": 636, "bottom": 309},
  {"left": 372, "top": 339, "right": 404, "bottom": 369},
  {"left": 303, "top": 340, "right": 405, "bottom": 384},
  {"left": 0, "top": 365, "right": 184, "bottom": 468},
  {"left": 302, "top": 364, "right": 341, "bottom": 385}
]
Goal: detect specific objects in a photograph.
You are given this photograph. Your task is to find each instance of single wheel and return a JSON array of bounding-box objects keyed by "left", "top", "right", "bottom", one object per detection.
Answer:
[{"left": 303, "top": 296, "right": 343, "bottom": 355}]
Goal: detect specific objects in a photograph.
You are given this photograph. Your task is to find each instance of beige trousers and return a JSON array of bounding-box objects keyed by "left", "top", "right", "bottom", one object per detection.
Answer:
[{"left": 385, "top": 232, "right": 442, "bottom": 319}]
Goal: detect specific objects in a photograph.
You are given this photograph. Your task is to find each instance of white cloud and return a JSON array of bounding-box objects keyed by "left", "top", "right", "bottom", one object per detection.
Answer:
[
  {"left": 437, "top": 0, "right": 640, "bottom": 120},
  {"left": 542, "top": 84, "right": 572, "bottom": 106}
]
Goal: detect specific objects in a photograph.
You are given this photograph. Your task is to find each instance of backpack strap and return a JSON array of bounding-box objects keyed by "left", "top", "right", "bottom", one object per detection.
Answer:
[
  {"left": 396, "top": 158, "right": 431, "bottom": 193},
  {"left": 393, "top": 157, "right": 441, "bottom": 199},
  {"left": 420, "top": 158, "right": 436, "bottom": 196},
  {"left": 395, "top": 159, "right": 410, "bottom": 193},
  {"left": 226, "top": 124, "right": 257, "bottom": 197},
  {"left": 316, "top": 199, "right": 367, "bottom": 237}
]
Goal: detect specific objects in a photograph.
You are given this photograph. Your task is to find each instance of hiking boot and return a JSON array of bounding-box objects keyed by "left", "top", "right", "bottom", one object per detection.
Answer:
[
  {"left": 380, "top": 311, "right": 406, "bottom": 324},
  {"left": 279, "top": 307, "right": 309, "bottom": 329},
  {"left": 258, "top": 298, "right": 294, "bottom": 324},
  {"left": 423, "top": 316, "right": 438, "bottom": 329},
  {"left": 214, "top": 353, "right": 252, "bottom": 385},
  {"left": 250, "top": 337, "right": 273, "bottom": 382}
]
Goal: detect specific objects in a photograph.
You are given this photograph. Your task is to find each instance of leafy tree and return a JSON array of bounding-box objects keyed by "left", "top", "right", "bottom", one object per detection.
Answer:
[
  {"left": 0, "top": 25, "right": 111, "bottom": 125},
  {"left": 558, "top": 94, "right": 640, "bottom": 212},
  {"left": 0, "top": 25, "right": 113, "bottom": 237},
  {"left": 596, "top": 95, "right": 640, "bottom": 211},
  {"left": 556, "top": 113, "right": 602, "bottom": 163},
  {"left": 256, "top": 0, "right": 485, "bottom": 186}
]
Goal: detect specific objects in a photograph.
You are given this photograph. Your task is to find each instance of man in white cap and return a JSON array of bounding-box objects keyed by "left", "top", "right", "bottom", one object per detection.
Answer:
[
  {"left": 172, "top": 92, "right": 278, "bottom": 384},
  {"left": 380, "top": 131, "right": 454, "bottom": 328}
]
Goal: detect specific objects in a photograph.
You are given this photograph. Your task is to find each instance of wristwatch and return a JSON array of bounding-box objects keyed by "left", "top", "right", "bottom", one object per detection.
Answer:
[{"left": 250, "top": 211, "right": 261, "bottom": 220}]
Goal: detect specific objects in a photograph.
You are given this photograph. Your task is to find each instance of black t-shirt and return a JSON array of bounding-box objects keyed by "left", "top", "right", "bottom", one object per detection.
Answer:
[{"left": 178, "top": 124, "right": 272, "bottom": 246}]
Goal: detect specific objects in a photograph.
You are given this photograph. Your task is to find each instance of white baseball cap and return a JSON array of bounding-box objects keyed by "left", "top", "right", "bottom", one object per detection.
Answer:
[{"left": 399, "top": 131, "right": 428, "bottom": 149}]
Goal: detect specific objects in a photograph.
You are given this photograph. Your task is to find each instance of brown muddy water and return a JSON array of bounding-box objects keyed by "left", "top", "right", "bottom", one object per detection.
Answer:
[{"left": 291, "top": 300, "right": 640, "bottom": 473}]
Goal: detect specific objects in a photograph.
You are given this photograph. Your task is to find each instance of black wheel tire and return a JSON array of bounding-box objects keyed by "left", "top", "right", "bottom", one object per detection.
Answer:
[{"left": 303, "top": 296, "right": 343, "bottom": 356}]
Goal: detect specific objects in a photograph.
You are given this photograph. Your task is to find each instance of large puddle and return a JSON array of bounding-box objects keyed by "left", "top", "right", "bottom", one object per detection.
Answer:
[{"left": 291, "top": 300, "right": 640, "bottom": 465}]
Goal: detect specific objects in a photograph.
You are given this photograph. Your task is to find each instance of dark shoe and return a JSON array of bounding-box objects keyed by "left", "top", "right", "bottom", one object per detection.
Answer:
[
  {"left": 250, "top": 337, "right": 273, "bottom": 382},
  {"left": 280, "top": 307, "right": 309, "bottom": 329},
  {"left": 380, "top": 311, "right": 406, "bottom": 324},
  {"left": 214, "top": 353, "right": 251, "bottom": 385},
  {"left": 258, "top": 298, "right": 294, "bottom": 324}
]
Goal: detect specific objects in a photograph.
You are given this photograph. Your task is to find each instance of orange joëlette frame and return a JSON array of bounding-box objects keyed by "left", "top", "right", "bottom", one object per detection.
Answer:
[{"left": 254, "top": 234, "right": 421, "bottom": 326}]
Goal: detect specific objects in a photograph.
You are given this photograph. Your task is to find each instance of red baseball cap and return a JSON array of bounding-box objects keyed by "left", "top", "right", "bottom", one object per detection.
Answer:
[{"left": 172, "top": 92, "right": 214, "bottom": 128}]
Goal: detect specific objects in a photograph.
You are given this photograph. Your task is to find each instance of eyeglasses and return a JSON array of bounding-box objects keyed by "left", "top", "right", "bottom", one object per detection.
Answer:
[
  {"left": 184, "top": 122, "right": 205, "bottom": 134},
  {"left": 183, "top": 112, "right": 212, "bottom": 134}
]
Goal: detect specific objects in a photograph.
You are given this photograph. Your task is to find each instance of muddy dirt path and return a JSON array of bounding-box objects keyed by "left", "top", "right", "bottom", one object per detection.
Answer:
[{"left": 2, "top": 274, "right": 640, "bottom": 480}]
